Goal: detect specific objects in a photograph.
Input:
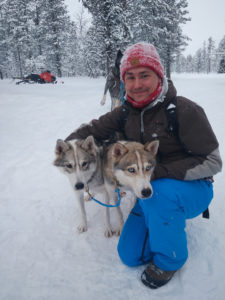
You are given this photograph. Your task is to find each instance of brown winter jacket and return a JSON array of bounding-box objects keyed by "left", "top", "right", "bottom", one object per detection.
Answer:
[{"left": 65, "top": 80, "right": 222, "bottom": 181}]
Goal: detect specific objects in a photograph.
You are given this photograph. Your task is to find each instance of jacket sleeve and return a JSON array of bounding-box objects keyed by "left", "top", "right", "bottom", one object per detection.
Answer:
[
  {"left": 154, "top": 98, "right": 222, "bottom": 180},
  {"left": 65, "top": 106, "right": 124, "bottom": 141}
]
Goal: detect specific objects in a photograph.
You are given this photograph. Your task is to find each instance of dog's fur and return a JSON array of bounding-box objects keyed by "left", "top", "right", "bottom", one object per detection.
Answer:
[
  {"left": 103, "top": 140, "right": 159, "bottom": 200},
  {"left": 53, "top": 136, "right": 159, "bottom": 237},
  {"left": 53, "top": 136, "right": 124, "bottom": 237},
  {"left": 100, "top": 50, "right": 124, "bottom": 110}
]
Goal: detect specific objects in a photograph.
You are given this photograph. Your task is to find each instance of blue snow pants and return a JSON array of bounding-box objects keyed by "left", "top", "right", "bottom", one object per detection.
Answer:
[{"left": 117, "top": 178, "right": 213, "bottom": 271}]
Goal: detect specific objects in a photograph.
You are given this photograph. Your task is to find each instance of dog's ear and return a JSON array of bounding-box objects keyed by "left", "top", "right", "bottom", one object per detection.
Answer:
[
  {"left": 144, "top": 140, "right": 159, "bottom": 156},
  {"left": 116, "top": 50, "right": 123, "bottom": 61},
  {"left": 55, "top": 139, "right": 70, "bottom": 154},
  {"left": 54, "top": 140, "right": 70, "bottom": 167},
  {"left": 81, "top": 136, "right": 97, "bottom": 156},
  {"left": 112, "top": 142, "right": 128, "bottom": 161},
  {"left": 115, "top": 50, "right": 123, "bottom": 69}
]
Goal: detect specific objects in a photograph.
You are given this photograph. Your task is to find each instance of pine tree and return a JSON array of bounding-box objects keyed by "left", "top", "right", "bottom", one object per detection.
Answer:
[
  {"left": 206, "top": 37, "right": 215, "bottom": 73},
  {"left": 201, "top": 41, "right": 207, "bottom": 73},
  {"left": 28, "top": 0, "right": 47, "bottom": 71},
  {"left": 62, "top": 21, "right": 79, "bottom": 76},
  {"left": 84, "top": 23, "right": 105, "bottom": 77},
  {"left": 128, "top": 0, "right": 167, "bottom": 46},
  {"left": 74, "top": 7, "right": 90, "bottom": 75},
  {"left": 40, "top": 0, "right": 71, "bottom": 77},
  {"left": 217, "top": 35, "right": 225, "bottom": 56},
  {"left": 158, "top": 0, "right": 190, "bottom": 79},
  {"left": 217, "top": 35, "right": 225, "bottom": 73},
  {"left": 82, "top": 0, "right": 132, "bottom": 75},
  {"left": 0, "top": 1, "right": 8, "bottom": 78},
  {"left": 4, "top": 0, "right": 35, "bottom": 76},
  {"left": 195, "top": 49, "right": 203, "bottom": 73}
]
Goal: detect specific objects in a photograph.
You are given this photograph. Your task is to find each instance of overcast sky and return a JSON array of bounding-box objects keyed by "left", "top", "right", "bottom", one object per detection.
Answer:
[
  {"left": 66, "top": 0, "right": 225, "bottom": 56},
  {"left": 182, "top": 0, "right": 225, "bottom": 55}
]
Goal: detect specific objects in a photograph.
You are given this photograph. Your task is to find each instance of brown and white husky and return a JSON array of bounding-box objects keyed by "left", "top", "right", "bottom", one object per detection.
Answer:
[{"left": 53, "top": 136, "right": 159, "bottom": 237}]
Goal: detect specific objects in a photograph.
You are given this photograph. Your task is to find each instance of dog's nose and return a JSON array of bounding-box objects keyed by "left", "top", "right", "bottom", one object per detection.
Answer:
[
  {"left": 75, "top": 182, "right": 84, "bottom": 190},
  {"left": 141, "top": 188, "right": 152, "bottom": 198}
]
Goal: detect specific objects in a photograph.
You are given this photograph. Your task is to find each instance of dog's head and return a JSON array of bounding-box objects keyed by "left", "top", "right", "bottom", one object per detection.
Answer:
[
  {"left": 53, "top": 136, "right": 100, "bottom": 191},
  {"left": 110, "top": 140, "right": 159, "bottom": 199}
]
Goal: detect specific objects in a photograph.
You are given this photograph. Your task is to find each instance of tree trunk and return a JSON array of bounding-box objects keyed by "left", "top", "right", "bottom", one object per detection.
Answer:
[
  {"left": 166, "top": 47, "right": 171, "bottom": 79},
  {"left": 16, "top": 46, "right": 23, "bottom": 77}
]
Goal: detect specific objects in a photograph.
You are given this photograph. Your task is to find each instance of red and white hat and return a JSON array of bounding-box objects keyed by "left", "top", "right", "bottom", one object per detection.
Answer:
[{"left": 120, "top": 42, "right": 164, "bottom": 82}]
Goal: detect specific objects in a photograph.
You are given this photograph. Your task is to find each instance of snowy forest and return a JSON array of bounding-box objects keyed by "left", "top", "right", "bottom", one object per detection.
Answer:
[{"left": 0, "top": 0, "right": 225, "bottom": 79}]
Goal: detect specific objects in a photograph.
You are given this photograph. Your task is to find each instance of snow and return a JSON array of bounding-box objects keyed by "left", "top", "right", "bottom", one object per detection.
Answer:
[{"left": 0, "top": 74, "right": 225, "bottom": 300}]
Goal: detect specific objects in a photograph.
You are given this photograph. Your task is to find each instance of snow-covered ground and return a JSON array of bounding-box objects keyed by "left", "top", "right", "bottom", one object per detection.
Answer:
[{"left": 0, "top": 74, "right": 224, "bottom": 300}]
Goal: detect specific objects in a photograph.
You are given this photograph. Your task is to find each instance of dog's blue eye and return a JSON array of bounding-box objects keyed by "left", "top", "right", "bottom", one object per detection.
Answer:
[
  {"left": 128, "top": 167, "right": 135, "bottom": 173},
  {"left": 146, "top": 166, "right": 151, "bottom": 171}
]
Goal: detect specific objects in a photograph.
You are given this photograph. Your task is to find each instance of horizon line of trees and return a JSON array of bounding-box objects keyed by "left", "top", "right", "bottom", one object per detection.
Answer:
[
  {"left": 172, "top": 36, "right": 225, "bottom": 73},
  {"left": 0, "top": 0, "right": 224, "bottom": 80}
]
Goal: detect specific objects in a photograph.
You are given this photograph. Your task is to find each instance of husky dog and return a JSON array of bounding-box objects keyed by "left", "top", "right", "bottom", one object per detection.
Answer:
[
  {"left": 103, "top": 140, "right": 159, "bottom": 203},
  {"left": 53, "top": 136, "right": 124, "bottom": 237},
  {"left": 53, "top": 136, "right": 159, "bottom": 237},
  {"left": 100, "top": 50, "right": 124, "bottom": 110}
]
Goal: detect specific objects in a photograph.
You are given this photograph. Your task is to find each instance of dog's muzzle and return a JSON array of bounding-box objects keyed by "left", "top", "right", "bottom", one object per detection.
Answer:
[{"left": 75, "top": 182, "right": 84, "bottom": 190}]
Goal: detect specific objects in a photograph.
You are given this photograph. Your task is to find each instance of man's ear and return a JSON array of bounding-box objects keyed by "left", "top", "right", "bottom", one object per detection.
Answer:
[{"left": 144, "top": 140, "right": 159, "bottom": 156}]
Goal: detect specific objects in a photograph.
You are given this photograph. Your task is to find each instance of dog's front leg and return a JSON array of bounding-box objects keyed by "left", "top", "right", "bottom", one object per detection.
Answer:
[
  {"left": 101, "top": 84, "right": 107, "bottom": 105},
  {"left": 111, "top": 97, "right": 120, "bottom": 110},
  {"left": 100, "top": 94, "right": 106, "bottom": 106},
  {"left": 105, "top": 186, "right": 124, "bottom": 236},
  {"left": 104, "top": 195, "right": 114, "bottom": 238},
  {"left": 75, "top": 191, "right": 88, "bottom": 233},
  {"left": 113, "top": 194, "right": 124, "bottom": 236}
]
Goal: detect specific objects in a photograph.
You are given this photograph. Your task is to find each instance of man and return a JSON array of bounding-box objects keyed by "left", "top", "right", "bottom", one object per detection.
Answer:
[
  {"left": 65, "top": 42, "right": 222, "bottom": 289},
  {"left": 39, "top": 70, "right": 56, "bottom": 83}
]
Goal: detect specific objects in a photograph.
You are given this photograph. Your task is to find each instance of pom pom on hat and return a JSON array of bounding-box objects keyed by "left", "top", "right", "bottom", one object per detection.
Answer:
[{"left": 120, "top": 42, "right": 164, "bottom": 82}]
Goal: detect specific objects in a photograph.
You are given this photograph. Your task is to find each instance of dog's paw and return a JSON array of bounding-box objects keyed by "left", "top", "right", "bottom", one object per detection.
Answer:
[
  {"left": 77, "top": 224, "right": 88, "bottom": 233},
  {"left": 84, "top": 193, "right": 91, "bottom": 201},
  {"left": 104, "top": 227, "right": 114, "bottom": 238},
  {"left": 113, "top": 227, "right": 123, "bottom": 237},
  {"left": 120, "top": 191, "right": 126, "bottom": 197},
  {"left": 100, "top": 95, "right": 106, "bottom": 105}
]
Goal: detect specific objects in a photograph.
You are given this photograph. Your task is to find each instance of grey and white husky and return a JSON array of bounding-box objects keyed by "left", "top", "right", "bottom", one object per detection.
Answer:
[
  {"left": 100, "top": 50, "right": 123, "bottom": 111},
  {"left": 53, "top": 136, "right": 159, "bottom": 237},
  {"left": 53, "top": 136, "right": 124, "bottom": 237},
  {"left": 103, "top": 140, "right": 159, "bottom": 200}
]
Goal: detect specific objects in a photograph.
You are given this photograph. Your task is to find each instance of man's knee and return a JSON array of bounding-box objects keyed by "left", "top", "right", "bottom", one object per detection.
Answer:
[{"left": 117, "top": 244, "right": 142, "bottom": 267}]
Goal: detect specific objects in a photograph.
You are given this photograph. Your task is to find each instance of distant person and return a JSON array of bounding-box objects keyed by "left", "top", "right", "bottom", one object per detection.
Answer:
[
  {"left": 15, "top": 71, "right": 56, "bottom": 85},
  {"left": 39, "top": 70, "right": 56, "bottom": 83}
]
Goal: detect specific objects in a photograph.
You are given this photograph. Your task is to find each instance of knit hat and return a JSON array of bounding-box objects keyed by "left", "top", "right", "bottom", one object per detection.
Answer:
[{"left": 120, "top": 42, "right": 164, "bottom": 82}]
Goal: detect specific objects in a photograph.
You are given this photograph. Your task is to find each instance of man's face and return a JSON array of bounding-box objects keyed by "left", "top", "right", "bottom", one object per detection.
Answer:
[{"left": 124, "top": 67, "right": 160, "bottom": 102}]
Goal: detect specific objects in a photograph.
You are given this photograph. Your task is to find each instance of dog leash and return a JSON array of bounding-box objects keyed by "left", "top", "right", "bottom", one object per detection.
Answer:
[{"left": 86, "top": 187, "right": 121, "bottom": 208}]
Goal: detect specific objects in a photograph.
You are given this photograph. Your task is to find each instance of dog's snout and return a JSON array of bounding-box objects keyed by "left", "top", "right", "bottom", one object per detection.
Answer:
[
  {"left": 141, "top": 188, "right": 152, "bottom": 198},
  {"left": 75, "top": 182, "right": 84, "bottom": 190}
]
